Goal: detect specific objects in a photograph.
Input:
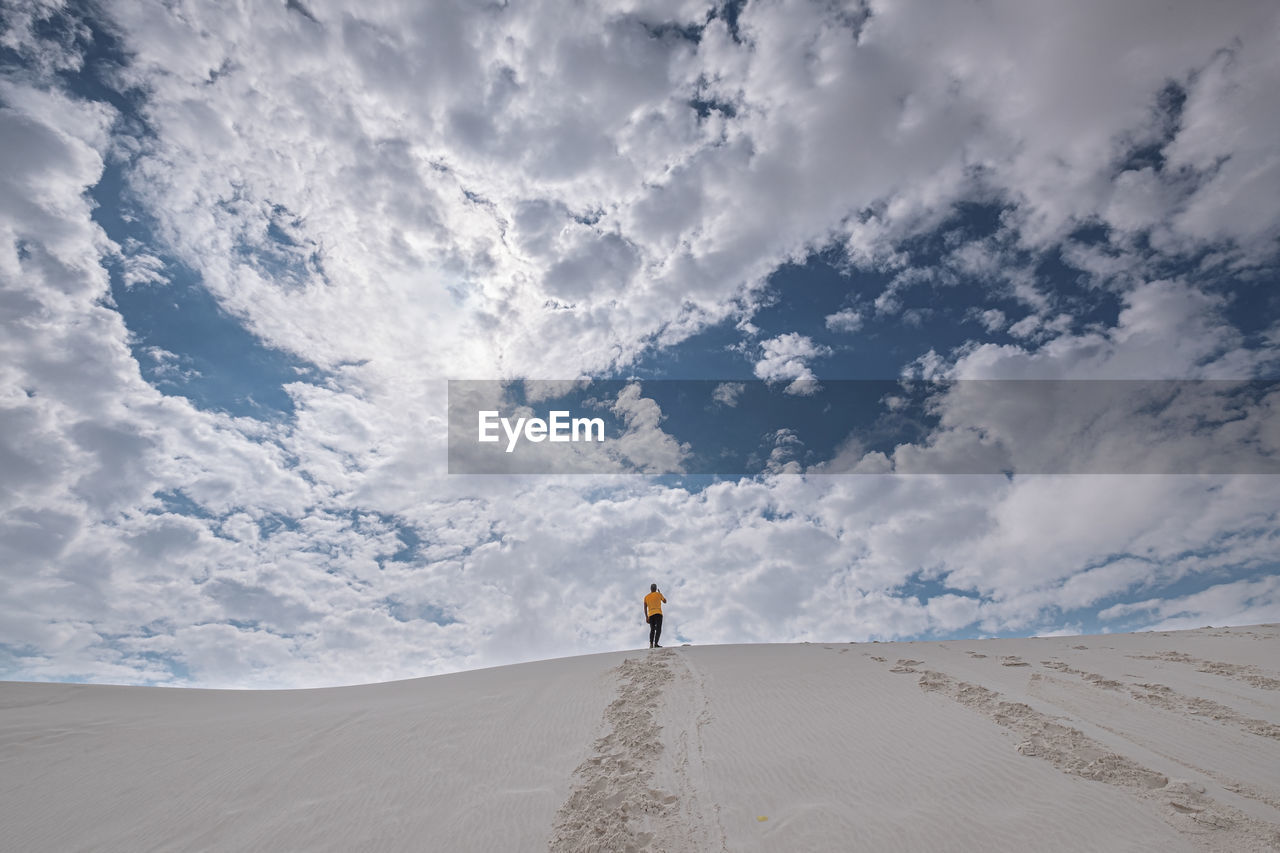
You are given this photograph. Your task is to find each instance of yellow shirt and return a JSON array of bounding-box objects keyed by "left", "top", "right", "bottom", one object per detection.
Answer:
[{"left": 644, "top": 591, "right": 666, "bottom": 617}]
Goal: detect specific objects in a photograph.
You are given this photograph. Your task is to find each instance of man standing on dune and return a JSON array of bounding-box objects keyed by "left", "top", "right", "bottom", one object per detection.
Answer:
[{"left": 644, "top": 583, "right": 666, "bottom": 648}]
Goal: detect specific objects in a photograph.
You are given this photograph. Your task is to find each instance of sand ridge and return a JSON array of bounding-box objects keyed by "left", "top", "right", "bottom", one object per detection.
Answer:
[{"left": 2, "top": 624, "right": 1278, "bottom": 851}]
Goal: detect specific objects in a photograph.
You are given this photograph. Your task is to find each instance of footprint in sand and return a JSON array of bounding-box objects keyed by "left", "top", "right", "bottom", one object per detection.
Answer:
[
  {"left": 549, "top": 654, "right": 677, "bottom": 851},
  {"left": 1001, "top": 656, "right": 1031, "bottom": 667},
  {"left": 1131, "top": 651, "right": 1280, "bottom": 690}
]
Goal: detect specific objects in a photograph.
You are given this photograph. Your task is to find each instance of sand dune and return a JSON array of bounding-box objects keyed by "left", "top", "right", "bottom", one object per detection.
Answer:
[{"left": 3, "top": 625, "right": 1279, "bottom": 852}]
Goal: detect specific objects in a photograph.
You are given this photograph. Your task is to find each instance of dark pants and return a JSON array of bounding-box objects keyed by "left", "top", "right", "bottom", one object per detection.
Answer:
[{"left": 648, "top": 613, "right": 663, "bottom": 646}]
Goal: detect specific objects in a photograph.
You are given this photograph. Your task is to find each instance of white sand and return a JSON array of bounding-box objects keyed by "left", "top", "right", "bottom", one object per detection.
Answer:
[{"left": 3, "top": 625, "right": 1279, "bottom": 852}]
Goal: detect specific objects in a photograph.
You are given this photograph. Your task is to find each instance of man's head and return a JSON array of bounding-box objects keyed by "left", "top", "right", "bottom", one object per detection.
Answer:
[{"left": 650, "top": 583, "right": 657, "bottom": 592}]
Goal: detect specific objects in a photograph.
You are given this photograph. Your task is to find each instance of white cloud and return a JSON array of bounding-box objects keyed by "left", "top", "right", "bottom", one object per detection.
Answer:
[
  {"left": 711, "top": 381, "right": 745, "bottom": 407},
  {"left": 119, "top": 242, "right": 169, "bottom": 287},
  {"left": 753, "top": 333, "right": 830, "bottom": 394},
  {"left": 89, "top": 0, "right": 1271, "bottom": 388},
  {"left": 949, "top": 280, "right": 1268, "bottom": 380},
  {"left": 1099, "top": 575, "right": 1280, "bottom": 632},
  {"left": 824, "top": 308, "right": 862, "bottom": 333},
  {"left": 3, "top": 0, "right": 1278, "bottom": 688},
  {"left": 1008, "top": 314, "right": 1040, "bottom": 339},
  {"left": 1162, "top": 40, "right": 1280, "bottom": 259},
  {"left": 609, "top": 383, "right": 690, "bottom": 474},
  {"left": 762, "top": 428, "right": 804, "bottom": 475},
  {"left": 977, "top": 308, "right": 1005, "bottom": 332}
]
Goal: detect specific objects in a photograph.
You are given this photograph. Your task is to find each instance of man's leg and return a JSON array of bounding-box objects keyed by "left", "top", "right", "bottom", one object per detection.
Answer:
[
  {"left": 652, "top": 614, "right": 662, "bottom": 647},
  {"left": 648, "top": 615, "right": 657, "bottom": 647}
]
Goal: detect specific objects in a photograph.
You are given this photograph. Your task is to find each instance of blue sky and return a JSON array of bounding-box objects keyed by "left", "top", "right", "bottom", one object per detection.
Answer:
[{"left": 1, "top": 0, "right": 1278, "bottom": 687}]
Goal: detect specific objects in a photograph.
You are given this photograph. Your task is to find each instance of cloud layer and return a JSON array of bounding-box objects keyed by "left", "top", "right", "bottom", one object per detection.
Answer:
[{"left": 1, "top": 0, "right": 1277, "bottom": 687}]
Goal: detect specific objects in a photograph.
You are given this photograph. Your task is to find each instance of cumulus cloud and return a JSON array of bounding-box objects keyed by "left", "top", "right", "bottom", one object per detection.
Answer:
[
  {"left": 609, "top": 383, "right": 690, "bottom": 474},
  {"left": 1098, "top": 575, "right": 1280, "bottom": 631},
  {"left": 949, "top": 280, "right": 1269, "bottom": 380},
  {"left": 976, "top": 308, "right": 1005, "bottom": 332},
  {"left": 825, "top": 308, "right": 863, "bottom": 333},
  {"left": 711, "top": 381, "right": 745, "bottom": 407},
  {"left": 93, "top": 0, "right": 1277, "bottom": 387},
  {"left": 753, "top": 333, "right": 830, "bottom": 394}
]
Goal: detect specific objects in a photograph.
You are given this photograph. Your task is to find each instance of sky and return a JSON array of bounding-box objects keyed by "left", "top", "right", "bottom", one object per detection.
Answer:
[{"left": 1, "top": 0, "right": 1278, "bottom": 688}]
